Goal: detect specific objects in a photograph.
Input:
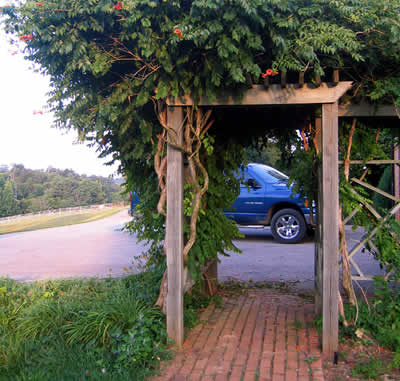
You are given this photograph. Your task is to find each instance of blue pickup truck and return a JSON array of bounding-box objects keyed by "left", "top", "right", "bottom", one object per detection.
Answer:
[
  {"left": 129, "top": 163, "right": 312, "bottom": 244},
  {"left": 225, "top": 163, "right": 312, "bottom": 244}
]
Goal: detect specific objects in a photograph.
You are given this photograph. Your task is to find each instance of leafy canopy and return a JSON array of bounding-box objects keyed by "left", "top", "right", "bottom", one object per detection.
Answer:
[{"left": 2, "top": 0, "right": 400, "bottom": 278}]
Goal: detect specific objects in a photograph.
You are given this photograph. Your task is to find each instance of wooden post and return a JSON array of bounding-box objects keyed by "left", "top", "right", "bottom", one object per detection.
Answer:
[
  {"left": 314, "top": 115, "right": 323, "bottom": 316},
  {"left": 321, "top": 102, "right": 339, "bottom": 356},
  {"left": 166, "top": 106, "right": 185, "bottom": 346}
]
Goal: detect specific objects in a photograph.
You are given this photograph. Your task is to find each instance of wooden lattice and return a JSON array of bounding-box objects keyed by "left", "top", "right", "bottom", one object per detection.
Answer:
[{"left": 341, "top": 159, "right": 400, "bottom": 281}]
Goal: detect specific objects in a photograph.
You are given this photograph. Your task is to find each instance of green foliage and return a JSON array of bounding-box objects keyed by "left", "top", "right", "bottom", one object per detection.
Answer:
[
  {"left": 183, "top": 283, "right": 221, "bottom": 329},
  {"left": 343, "top": 278, "right": 400, "bottom": 353},
  {"left": 351, "top": 356, "right": 384, "bottom": 380},
  {"left": 374, "top": 165, "right": 393, "bottom": 213},
  {"left": 0, "top": 164, "right": 124, "bottom": 217},
  {"left": 0, "top": 269, "right": 171, "bottom": 380}
]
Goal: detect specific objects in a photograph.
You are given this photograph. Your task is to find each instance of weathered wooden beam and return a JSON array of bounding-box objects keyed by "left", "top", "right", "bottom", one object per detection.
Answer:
[
  {"left": 339, "top": 159, "right": 400, "bottom": 165},
  {"left": 321, "top": 102, "right": 339, "bottom": 356},
  {"left": 166, "top": 106, "right": 185, "bottom": 347},
  {"left": 280, "top": 71, "right": 287, "bottom": 89},
  {"left": 314, "top": 115, "right": 323, "bottom": 316},
  {"left": 166, "top": 82, "right": 353, "bottom": 106},
  {"left": 339, "top": 103, "right": 399, "bottom": 117},
  {"left": 332, "top": 69, "right": 339, "bottom": 86},
  {"left": 263, "top": 76, "right": 270, "bottom": 90},
  {"left": 246, "top": 73, "right": 253, "bottom": 89},
  {"left": 351, "top": 177, "right": 400, "bottom": 202},
  {"left": 298, "top": 71, "right": 305, "bottom": 88},
  {"left": 315, "top": 75, "right": 322, "bottom": 88}
]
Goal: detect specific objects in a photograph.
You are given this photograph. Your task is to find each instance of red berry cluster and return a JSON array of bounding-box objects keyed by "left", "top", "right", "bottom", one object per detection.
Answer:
[
  {"left": 19, "top": 34, "right": 34, "bottom": 42},
  {"left": 261, "top": 69, "right": 278, "bottom": 78},
  {"left": 174, "top": 28, "right": 183, "bottom": 39},
  {"left": 113, "top": 1, "right": 123, "bottom": 10}
]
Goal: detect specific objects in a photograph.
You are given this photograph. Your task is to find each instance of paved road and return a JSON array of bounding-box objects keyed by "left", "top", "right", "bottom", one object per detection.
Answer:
[
  {"left": 0, "top": 211, "right": 384, "bottom": 293},
  {"left": 218, "top": 226, "right": 385, "bottom": 293},
  {"left": 0, "top": 210, "right": 146, "bottom": 281}
]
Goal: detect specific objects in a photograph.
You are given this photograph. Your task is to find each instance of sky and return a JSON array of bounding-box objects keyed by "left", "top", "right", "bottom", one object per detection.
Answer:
[{"left": 0, "top": 5, "right": 120, "bottom": 178}]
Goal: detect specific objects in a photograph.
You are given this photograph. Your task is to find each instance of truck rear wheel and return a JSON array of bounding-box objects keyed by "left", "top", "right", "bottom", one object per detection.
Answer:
[{"left": 270, "top": 208, "right": 306, "bottom": 244}]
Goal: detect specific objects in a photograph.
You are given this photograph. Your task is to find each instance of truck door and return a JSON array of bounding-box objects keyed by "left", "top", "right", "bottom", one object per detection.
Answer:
[{"left": 226, "top": 167, "right": 266, "bottom": 225}]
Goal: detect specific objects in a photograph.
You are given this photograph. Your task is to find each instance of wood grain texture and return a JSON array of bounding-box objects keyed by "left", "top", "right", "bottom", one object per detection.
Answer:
[
  {"left": 339, "top": 103, "right": 399, "bottom": 117},
  {"left": 321, "top": 103, "right": 339, "bottom": 356},
  {"left": 166, "top": 106, "right": 184, "bottom": 346},
  {"left": 314, "top": 116, "right": 323, "bottom": 316},
  {"left": 167, "top": 82, "right": 352, "bottom": 106}
]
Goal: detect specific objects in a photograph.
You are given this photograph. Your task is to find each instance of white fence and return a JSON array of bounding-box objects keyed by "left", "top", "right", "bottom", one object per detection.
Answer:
[{"left": 0, "top": 203, "right": 126, "bottom": 224}]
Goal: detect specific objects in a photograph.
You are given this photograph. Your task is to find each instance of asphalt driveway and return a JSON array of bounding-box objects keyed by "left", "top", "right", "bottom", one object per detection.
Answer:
[{"left": 0, "top": 211, "right": 384, "bottom": 294}]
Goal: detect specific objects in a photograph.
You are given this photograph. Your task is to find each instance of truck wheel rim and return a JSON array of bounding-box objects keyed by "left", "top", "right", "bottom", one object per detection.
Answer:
[{"left": 275, "top": 214, "right": 300, "bottom": 240}]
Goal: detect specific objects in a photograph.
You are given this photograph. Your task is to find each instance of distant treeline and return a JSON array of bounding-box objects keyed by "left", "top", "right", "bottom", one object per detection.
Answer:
[{"left": 0, "top": 164, "right": 126, "bottom": 217}]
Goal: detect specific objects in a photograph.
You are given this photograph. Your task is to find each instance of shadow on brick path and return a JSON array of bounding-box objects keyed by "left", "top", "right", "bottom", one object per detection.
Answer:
[{"left": 152, "top": 289, "right": 325, "bottom": 381}]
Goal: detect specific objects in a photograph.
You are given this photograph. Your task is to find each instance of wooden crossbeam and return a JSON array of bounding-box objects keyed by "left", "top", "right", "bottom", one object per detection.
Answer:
[
  {"left": 339, "top": 103, "right": 399, "bottom": 117},
  {"left": 167, "top": 82, "right": 353, "bottom": 106},
  {"left": 349, "top": 188, "right": 382, "bottom": 220},
  {"left": 340, "top": 160, "right": 400, "bottom": 165},
  {"left": 351, "top": 178, "right": 400, "bottom": 202}
]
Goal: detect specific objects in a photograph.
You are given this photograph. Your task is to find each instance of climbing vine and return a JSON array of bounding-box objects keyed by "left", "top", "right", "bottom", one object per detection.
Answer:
[{"left": 2, "top": 0, "right": 400, "bottom": 310}]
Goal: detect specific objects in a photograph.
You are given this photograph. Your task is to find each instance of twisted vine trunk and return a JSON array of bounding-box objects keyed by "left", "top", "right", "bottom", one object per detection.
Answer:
[{"left": 154, "top": 105, "right": 214, "bottom": 313}]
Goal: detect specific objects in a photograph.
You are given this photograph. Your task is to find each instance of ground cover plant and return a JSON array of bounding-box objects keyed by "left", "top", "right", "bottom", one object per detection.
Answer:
[{"left": 0, "top": 268, "right": 172, "bottom": 380}]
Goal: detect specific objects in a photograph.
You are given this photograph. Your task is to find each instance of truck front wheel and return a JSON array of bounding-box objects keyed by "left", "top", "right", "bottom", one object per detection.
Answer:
[{"left": 270, "top": 208, "right": 306, "bottom": 244}]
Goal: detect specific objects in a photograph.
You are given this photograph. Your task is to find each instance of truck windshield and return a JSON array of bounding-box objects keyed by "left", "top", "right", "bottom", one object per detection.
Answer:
[{"left": 254, "top": 165, "right": 289, "bottom": 183}]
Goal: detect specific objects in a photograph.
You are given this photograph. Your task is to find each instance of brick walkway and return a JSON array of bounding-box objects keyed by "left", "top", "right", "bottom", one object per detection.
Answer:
[{"left": 152, "top": 289, "right": 324, "bottom": 381}]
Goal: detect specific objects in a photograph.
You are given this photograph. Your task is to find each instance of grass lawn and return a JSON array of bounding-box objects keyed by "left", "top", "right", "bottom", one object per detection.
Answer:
[
  {"left": 0, "top": 207, "right": 126, "bottom": 235},
  {"left": 0, "top": 268, "right": 170, "bottom": 380}
]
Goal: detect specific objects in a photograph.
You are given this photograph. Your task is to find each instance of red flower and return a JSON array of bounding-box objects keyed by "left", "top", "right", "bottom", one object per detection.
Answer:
[
  {"left": 35, "top": 2, "right": 43, "bottom": 6},
  {"left": 33, "top": 110, "right": 43, "bottom": 115},
  {"left": 261, "top": 69, "right": 279, "bottom": 78},
  {"left": 19, "top": 34, "right": 34, "bottom": 42},
  {"left": 113, "top": 1, "right": 122, "bottom": 10},
  {"left": 174, "top": 28, "right": 183, "bottom": 39}
]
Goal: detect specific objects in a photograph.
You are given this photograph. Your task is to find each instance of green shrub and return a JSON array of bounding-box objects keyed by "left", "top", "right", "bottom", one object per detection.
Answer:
[
  {"left": 0, "top": 272, "right": 169, "bottom": 380},
  {"left": 373, "top": 166, "right": 393, "bottom": 213},
  {"left": 343, "top": 277, "right": 400, "bottom": 352}
]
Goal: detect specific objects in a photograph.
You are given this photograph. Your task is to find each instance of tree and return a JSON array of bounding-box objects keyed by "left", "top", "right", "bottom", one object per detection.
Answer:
[{"left": 0, "top": 181, "right": 16, "bottom": 217}]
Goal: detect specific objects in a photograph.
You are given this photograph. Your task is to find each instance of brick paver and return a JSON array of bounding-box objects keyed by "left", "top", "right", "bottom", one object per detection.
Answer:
[{"left": 152, "top": 290, "right": 324, "bottom": 381}]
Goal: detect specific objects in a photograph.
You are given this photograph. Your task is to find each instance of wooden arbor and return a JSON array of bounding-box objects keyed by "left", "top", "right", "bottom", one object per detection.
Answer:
[{"left": 164, "top": 81, "right": 353, "bottom": 356}]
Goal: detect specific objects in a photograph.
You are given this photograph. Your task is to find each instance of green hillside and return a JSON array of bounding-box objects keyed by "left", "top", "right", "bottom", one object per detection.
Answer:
[{"left": 0, "top": 164, "right": 126, "bottom": 217}]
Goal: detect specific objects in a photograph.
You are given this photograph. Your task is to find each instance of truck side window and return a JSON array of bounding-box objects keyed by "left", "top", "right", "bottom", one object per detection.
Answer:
[{"left": 242, "top": 169, "right": 259, "bottom": 188}]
